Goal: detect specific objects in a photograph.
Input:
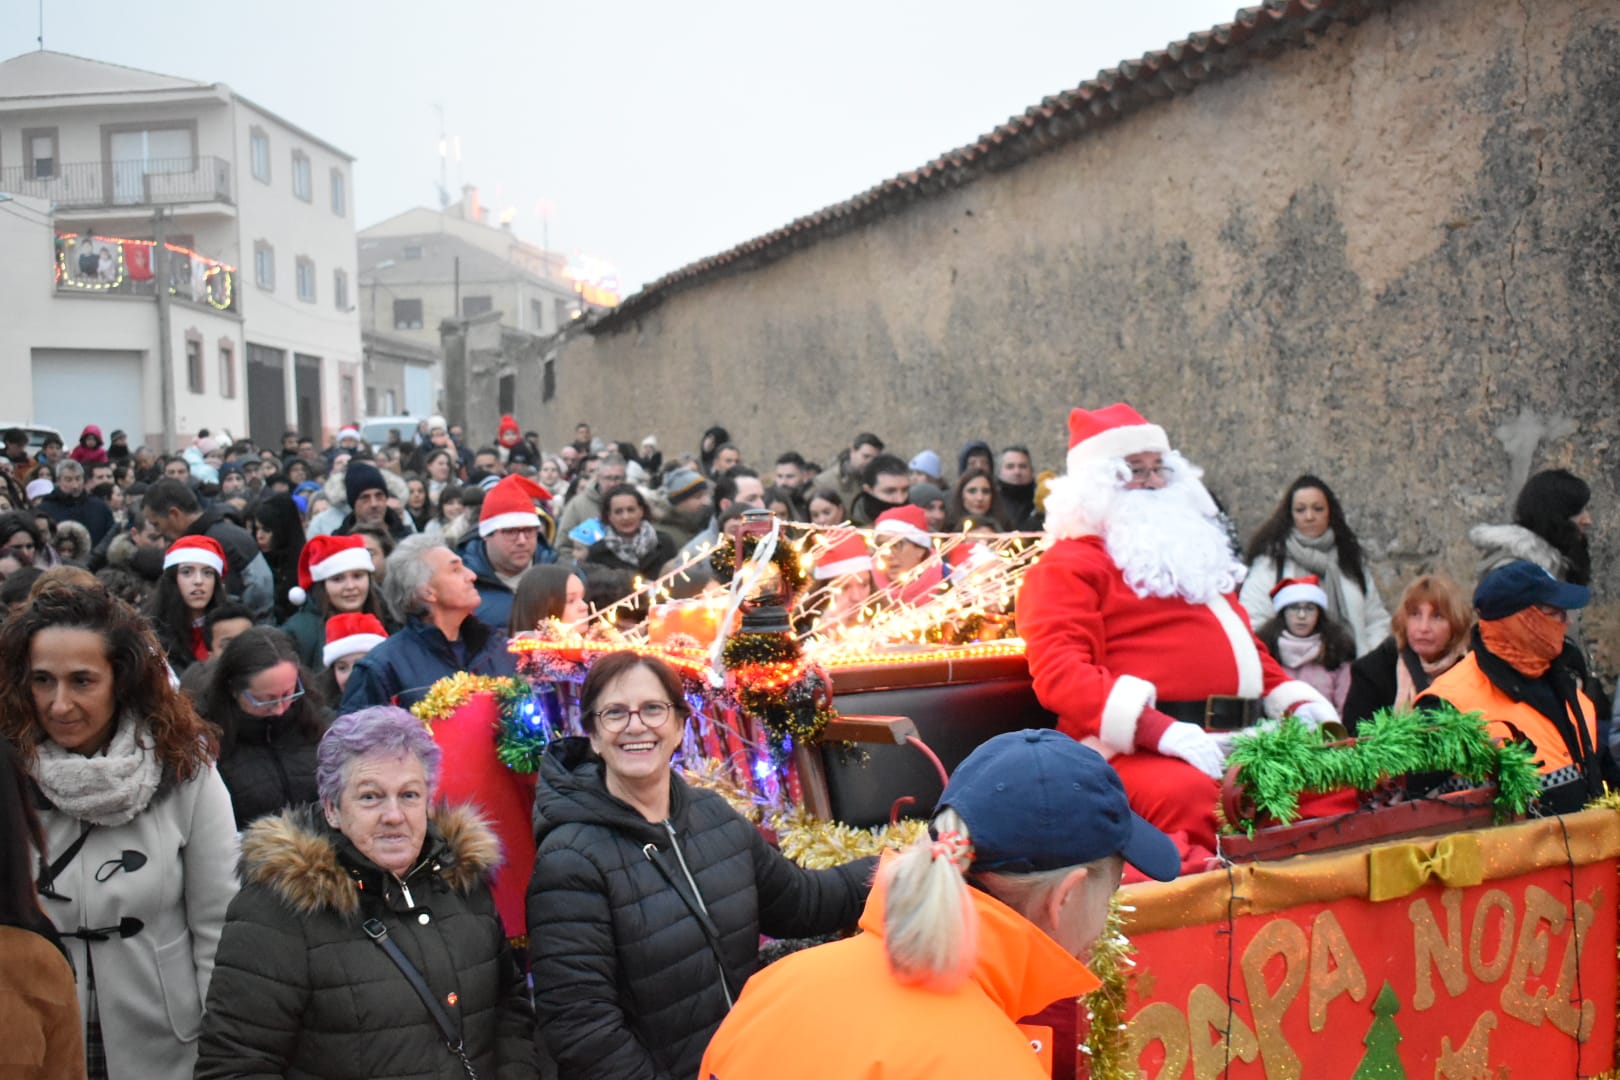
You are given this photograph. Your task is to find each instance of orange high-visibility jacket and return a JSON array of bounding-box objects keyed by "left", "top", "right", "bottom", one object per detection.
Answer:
[
  {"left": 1421, "top": 652, "right": 1596, "bottom": 774},
  {"left": 699, "top": 873, "right": 1098, "bottom": 1079}
]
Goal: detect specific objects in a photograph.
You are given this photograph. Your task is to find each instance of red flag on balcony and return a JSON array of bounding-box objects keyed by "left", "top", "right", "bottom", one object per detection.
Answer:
[{"left": 124, "top": 242, "right": 154, "bottom": 281}]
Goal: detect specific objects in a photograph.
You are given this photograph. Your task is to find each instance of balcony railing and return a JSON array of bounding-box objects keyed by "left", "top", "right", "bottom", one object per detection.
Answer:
[
  {"left": 55, "top": 233, "right": 239, "bottom": 314},
  {"left": 1, "top": 156, "right": 232, "bottom": 209}
]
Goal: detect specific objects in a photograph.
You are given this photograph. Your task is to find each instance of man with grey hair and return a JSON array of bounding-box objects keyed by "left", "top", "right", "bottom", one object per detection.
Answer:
[
  {"left": 555, "top": 451, "right": 627, "bottom": 539},
  {"left": 339, "top": 534, "right": 516, "bottom": 712},
  {"left": 38, "top": 458, "right": 116, "bottom": 545}
]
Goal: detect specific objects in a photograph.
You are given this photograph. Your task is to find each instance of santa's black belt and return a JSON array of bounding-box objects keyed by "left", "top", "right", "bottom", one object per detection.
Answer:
[{"left": 1158, "top": 696, "right": 1259, "bottom": 732}]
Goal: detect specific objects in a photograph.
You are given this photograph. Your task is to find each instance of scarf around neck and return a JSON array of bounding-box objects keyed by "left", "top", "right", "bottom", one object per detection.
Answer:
[
  {"left": 1284, "top": 529, "right": 1351, "bottom": 626},
  {"left": 32, "top": 713, "right": 163, "bottom": 826},
  {"left": 1276, "top": 630, "right": 1323, "bottom": 669},
  {"left": 603, "top": 520, "right": 658, "bottom": 567}
]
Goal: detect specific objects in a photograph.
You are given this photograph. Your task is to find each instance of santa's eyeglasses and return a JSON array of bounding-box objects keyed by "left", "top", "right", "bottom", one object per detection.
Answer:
[{"left": 1128, "top": 465, "right": 1173, "bottom": 482}]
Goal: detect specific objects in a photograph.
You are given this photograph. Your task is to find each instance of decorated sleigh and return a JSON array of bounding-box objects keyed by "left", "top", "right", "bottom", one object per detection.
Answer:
[{"left": 412, "top": 513, "right": 1620, "bottom": 1079}]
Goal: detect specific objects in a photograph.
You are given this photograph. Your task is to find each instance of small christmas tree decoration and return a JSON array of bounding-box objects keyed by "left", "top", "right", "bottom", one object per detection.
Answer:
[{"left": 1352, "top": 981, "right": 1407, "bottom": 1079}]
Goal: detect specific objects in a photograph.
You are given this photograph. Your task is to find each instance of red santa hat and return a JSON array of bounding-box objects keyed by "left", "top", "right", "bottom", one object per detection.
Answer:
[
  {"left": 873, "top": 505, "right": 932, "bottom": 550},
  {"left": 1270, "top": 575, "right": 1329, "bottom": 612},
  {"left": 497, "top": 415, "right": 522, "bottom": 446},
  {"left": 163, "top": 535, "right": 225, "bottom": 575},
  {"left": 290, "top": 533, "right": 374, "bottom": 606},
  {"left": 813, "top": 530, "right": 873, "bottom": 579},
  {"left": 480, "top": 475, "right": 551, "bottom": 537},
  {"left": 1066, "top": 402, "right": 1169, "bottom": 475},
  {"left": 322, "top": 612, "right": 388, "bottom": 667},
  {"left": 337, "top": 425, "right": 361, "bottom": 444}
]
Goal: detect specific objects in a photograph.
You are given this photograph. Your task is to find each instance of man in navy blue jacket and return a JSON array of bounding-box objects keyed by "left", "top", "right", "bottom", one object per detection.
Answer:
[{"left": 340, "top": 534, "right": 517, "bottom": 711}]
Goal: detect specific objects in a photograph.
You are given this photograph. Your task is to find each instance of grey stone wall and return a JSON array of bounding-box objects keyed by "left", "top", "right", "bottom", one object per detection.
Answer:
[{"left": 520, "top": 0, "right": 1620, "bottom": 674}]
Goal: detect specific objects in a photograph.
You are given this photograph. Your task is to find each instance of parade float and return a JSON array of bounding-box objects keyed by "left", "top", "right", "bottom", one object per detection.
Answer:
[{"left": 410, "top": 511, "right": 1620, "bottom": 1079}]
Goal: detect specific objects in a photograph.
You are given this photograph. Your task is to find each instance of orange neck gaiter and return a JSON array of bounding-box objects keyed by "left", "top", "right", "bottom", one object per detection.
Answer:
[{"left": 1478, "top": 607, "right": 1567, "bottom": 678}]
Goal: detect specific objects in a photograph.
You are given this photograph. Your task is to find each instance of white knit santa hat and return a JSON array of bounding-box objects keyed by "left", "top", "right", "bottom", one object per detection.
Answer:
[
  {"left": 1270, "top": 575, "right": 1330, "bottom": 612},
  {"left": 163, "top": 535, "right": 225, "bottom": 575},
  {"left": 1065, "top": 403, "right": 1169, "bottom": 475},
  {"left": 289, "top": 533, "right": 374, "bottom": 606}
]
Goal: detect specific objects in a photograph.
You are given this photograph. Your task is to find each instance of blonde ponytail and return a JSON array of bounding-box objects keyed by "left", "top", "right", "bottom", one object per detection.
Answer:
[{"left": 882, "top": 808, "right": 979, "bottom": 988}]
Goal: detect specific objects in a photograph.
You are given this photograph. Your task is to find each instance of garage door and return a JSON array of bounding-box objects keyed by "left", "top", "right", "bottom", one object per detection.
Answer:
[{"left": 32, "top": 348, "right": 145, "bottom": 444}]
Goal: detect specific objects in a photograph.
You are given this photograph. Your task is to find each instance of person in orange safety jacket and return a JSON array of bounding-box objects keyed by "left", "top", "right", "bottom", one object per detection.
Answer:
[{"left": 699, "top": 729, "right": 1179, "bottom": 1079}]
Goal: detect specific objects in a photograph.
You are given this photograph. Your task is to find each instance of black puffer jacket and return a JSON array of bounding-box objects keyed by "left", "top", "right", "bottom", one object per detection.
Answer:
[
  {"left": 526, "top": 737, "right": 873, "bottom": 1080},
  {"left": 196, "top": 803, "right": 537, "bottom": 1079},
  {"left": 215, "top": 708, "right": 323, "bottom": 830}
]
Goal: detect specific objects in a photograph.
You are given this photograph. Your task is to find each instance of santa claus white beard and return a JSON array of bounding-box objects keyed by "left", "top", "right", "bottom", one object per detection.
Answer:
[{"left": 1103, "top": 483, "right": 1244, "bottom": 605}]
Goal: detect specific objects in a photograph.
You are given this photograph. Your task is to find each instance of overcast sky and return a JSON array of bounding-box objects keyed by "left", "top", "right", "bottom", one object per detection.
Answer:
[{"left": 3, "top": 0, "right": 1243, "bottom": 293}]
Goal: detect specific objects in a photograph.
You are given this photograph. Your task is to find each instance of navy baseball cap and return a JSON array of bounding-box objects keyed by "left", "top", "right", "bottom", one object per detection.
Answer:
[
  {"left": 1474, "top": 560, "right": 1589, "bottom": 621},
  {"left": 938, "top": 729, "right": 1179, "bottom": 882}
]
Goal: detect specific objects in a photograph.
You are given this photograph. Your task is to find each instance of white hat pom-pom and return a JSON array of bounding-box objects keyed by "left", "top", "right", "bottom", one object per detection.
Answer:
[{"left": 288, "top": 586, "right": 307, "bottom": 606}]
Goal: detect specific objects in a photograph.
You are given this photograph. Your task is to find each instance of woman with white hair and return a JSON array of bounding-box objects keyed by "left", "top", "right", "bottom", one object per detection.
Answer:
[{"left": 196, "top": 705, "right": 537, "bottom": 1078}]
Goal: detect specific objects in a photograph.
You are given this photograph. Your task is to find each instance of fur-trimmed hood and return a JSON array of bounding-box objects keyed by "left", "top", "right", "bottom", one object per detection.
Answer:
[
  {"left": 238, "top": 801, "right": 502, "bottom": 918},
  {"left": 1468, "top": 523, "right": 1566, "bottom": 579}
]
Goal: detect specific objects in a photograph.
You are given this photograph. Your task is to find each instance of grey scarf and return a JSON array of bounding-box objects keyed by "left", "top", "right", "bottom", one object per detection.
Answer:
[
  {"left": 32, "top": 713, "right": 163, "bottom": 827},
  {"left": 1283, "top": 528, "right": 1351, "bottom": 627},
  {"left": 603, "top": 520, "right": 659, "bottom": 567}
]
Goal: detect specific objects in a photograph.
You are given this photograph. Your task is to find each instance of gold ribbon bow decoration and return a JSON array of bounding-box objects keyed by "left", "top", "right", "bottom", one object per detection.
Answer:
[{"left": 1366, "top": 834, "right": 1485, "bottom": 902}]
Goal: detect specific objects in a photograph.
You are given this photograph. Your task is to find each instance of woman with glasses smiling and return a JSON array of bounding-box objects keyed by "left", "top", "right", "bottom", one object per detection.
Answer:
[
  {"left": 526, "top": 651, "right": 874, "bottom": 1080},
  {"left": 199, "top": 627, "right": 325, "bottom": 831}
]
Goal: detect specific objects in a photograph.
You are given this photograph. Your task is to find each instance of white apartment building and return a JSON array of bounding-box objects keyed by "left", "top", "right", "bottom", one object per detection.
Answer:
[{"left": 0, "top": 50, "right": 361, "bottom": 449}]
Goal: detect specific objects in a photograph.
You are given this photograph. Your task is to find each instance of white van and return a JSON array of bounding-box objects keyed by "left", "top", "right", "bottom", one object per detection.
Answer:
[{"left": 360, "top": 416, "right": 422, "bottom": 449}]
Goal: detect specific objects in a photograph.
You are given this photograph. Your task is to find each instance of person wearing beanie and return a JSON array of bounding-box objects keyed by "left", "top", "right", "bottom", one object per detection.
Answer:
[
  {"left": 320, "top": 460, "right": 414, "bottom": 541},
  {"left": 907, "top": 449, "right": 943, "bottom": 488},
  {"left": 68, "top": 424, "right": 108, "bottom": 467},
  {"left": 908, "top": 482, "right": 947, "bottom": 533},
  {"left": 1418, "top": 560, "right": 1610, "bottom": 812},
  {"left": 1018, "top": 403, "right": 1336, "bottom": 873},
  {"left": 457, "top": 474, "right": 557, "bottom": 634},
  {"left": 494, "top": 414, "right": 539, "bottom": 468},
  {"left": 956, "top": 439, "right": 993, "bottom": 480},
  {"left": 147, "top": 535, "right": 226, "bottom": 675},
  {"left": 313, "top": 611, "right": 389, "bottom": 704},
  {"left": 701, "top": 730, "right": 1177, "bottom": 1079},
  {"left": 871, "top": 505, "right": 944, "bottom": 608},
  {"left": 659, "top": 467, "right": 712, "bottom": 551},
  {"left": 322, "top": 425, "right": 361, "bottom": 468},
  {"left": 277, "top": 534, "right": 391, "bottom": 671}
]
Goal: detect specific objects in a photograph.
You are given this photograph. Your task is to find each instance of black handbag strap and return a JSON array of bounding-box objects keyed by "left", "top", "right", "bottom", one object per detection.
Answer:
[
  {"left": 363, "top": 918, "right": 479, "bottom": 1080},
  {"left": 641, "top": 842, "right": 737, "bottom": 1006},
  {"left": 37, "top": 822, "right": 95, "bottom": 902}
]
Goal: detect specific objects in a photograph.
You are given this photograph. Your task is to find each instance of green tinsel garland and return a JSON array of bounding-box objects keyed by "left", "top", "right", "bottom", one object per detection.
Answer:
[
  {"left": 722, "top": 632, "right": 801, "bottom": 668},
  {"left": 1224, "top": 704, "right": 1540, "bottom": 834},
  {"left": 1082, "top": 895, "right": 1134, "bottom": 1080},
  {"left": 709, "top": 532, "right": 810, "bottom": 592},
  {"left": 492, "top": 676, "right": 556, "bottom": 774}
]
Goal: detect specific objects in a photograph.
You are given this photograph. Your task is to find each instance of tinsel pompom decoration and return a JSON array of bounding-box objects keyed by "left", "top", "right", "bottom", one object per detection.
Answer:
[
  {"left": 493, "top": 678, "right": 554, "bottom": 774},
  {"left": 1224, "top": 704, "right": 1541, "bottom": 834},
  {"left": 708, "top": 532, "right": 810, "bottom": 592},
  {"left": 723, "top": 632, "right": 801, "bottom": 668},
  {"left": 410, "top": 673, "right": 522, "bottom": 727}
]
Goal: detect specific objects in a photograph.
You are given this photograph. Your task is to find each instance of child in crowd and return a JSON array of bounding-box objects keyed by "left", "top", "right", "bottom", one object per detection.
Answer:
[{"left": 1255, "top": 575, "right": 1356, "bottom": 712}]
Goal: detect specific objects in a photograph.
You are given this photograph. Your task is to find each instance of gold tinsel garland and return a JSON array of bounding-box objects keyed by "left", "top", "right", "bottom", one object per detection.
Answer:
[
  {"left": 409, "top": 673, "right": 517, "bottom": 728},
  {"left": 1082, "top": 896, "right": 1135, "bottom": 1080}
]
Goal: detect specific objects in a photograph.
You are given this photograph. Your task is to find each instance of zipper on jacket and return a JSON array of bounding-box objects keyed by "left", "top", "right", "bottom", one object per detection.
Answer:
[{"left": 659, "top": 819, "right": 732, "bottom": 1007}]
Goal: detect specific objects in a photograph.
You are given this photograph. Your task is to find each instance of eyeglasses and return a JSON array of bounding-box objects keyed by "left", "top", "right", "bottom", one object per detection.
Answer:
[
  {"left": 240, "top": 678, "right": 305, "bottom": 711},
  {"left": 591, "top": 701, "right": 679, "bottom": 733},
  {"left": 1128, "top": 465, "right": 1173, "bottom": 482}
]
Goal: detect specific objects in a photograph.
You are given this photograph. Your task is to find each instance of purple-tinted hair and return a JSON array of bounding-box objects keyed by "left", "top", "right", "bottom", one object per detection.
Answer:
[{"left": 316, "top": 705, "right": 442, "bottom": 806}]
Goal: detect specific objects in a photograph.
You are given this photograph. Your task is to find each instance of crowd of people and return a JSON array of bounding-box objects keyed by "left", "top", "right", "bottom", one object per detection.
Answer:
[{"left": 0, "top": 406, "right": 1607, "bottom": 1079}]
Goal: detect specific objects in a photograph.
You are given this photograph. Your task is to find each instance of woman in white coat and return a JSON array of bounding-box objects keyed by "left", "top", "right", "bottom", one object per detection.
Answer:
[
  {"left": 1240, "top": 475, "right": 1390, "bottom": 658},
  {"left": 0, "top": 578, "right": 238, "bottom": 1080}
]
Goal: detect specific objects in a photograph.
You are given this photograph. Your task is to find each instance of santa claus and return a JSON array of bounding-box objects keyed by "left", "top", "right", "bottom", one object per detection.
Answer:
[{"left": 1017, "top": 403, "right": 1336, "bottom": 868}]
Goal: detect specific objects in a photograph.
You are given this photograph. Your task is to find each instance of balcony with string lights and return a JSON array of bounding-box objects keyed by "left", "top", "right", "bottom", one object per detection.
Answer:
[{"left": 54, "top": 232, "right": 240, "bottom": 314}]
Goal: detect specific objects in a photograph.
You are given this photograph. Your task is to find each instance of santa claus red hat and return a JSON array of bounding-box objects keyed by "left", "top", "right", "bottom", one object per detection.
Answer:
[
  {"left": 323, "top": 612, "right": 388, "bottom": 667},
  {"left": 337, "top": 425, "right": 361, "bottom": 444},
  {"left": 1270, "top": 575, "right": 1330, "bottom": 612},
  {"left": 163, "top": 535, "right": 225, "bottom": 575},
  {"left": 873, "top": 505, "right": 932, "bottom": 550},
  {"left": 813, "top": 530, "right": 874, "bottom": 579},
  {"left": 290, "top": 533, "right": 374, "bottom": 606},
  {"left": 480, "top": 475, "right": 552, "bottom": 537},
  {"left": 1066, "top": 402, "right": 1169, "bottom": 475}
]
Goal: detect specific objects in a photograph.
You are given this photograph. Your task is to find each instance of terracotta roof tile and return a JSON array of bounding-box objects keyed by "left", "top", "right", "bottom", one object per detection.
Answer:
[{"left": 594, "top": 0, "right": 1387, "bottom": 331}]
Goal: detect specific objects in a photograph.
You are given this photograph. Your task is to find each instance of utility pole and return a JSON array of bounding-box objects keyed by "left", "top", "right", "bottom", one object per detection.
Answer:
[{"left": 153, "top": 209, "right": 177, "bottom": 448}]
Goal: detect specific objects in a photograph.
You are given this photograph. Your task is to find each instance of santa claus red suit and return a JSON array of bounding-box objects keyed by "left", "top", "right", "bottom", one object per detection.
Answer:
[{"left": 1018, "top": 403, "right": 1335, "bottom": 870}]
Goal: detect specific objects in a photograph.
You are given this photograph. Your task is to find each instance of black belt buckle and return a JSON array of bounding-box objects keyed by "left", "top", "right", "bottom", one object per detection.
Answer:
[{"left": 1203, "top": 695, "right": 1256, "bottom": 732}]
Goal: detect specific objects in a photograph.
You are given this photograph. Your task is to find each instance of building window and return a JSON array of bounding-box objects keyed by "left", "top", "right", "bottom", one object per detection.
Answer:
[
  {"left": 250, "top": 127, "right": 271, "bottom": 182},
  {"left": 554, "top": 297, "right": 572, "bottom": 326},
  {"left": 186, "top": 337, "right": 205, "bottom": 394},
  {"left": 23, "top": 128, "right": 58, "bottom": 179},
  {"left": 291, "top": 150, "right": 312, "bottom": 202},
  {"left": 295, "top": 257, "right": 316, "bottom": 302},
  {"left": 219, "top": 341, "right": 237, "bottom": 398},
  {"left": 530, "top": 298, "right": 544, "bottom": 331},
  {"left": 542, "top": 357, "right": 556, "bottom": 402},
  {"left": 333, "top": 268, "right": 349, "bottom": 311},
  {"left": 365, "top": 385, "right": 377, "bottom": 415},
  {"left": 340, "top": 372, "right": 356, "bottom": 422},
  {"left": 393, "top": 298, "right": 423, "bottom": 330},
  {"left": 403, "top": 244, "right": 423, "bottom": 260},
  {"left": 462, "top": 295, "right": 493, "bottom": 317},
  {"left": 330, "top": 168, "right": 346, "bottom": 216},
  {"left": 254, "top": 241, "right": 275, "bottom": 290},
  {"left": 498, "top": 373, "right": 515, "bottom": 416}
]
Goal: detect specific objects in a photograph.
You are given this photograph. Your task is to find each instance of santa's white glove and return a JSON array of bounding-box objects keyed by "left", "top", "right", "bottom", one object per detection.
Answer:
[
  {"left": 1156, "top": 722, "right": 1227, "bottom": 780},
  {"left": 1290, "top": 700, "right": 1338, "bottom": 729}
]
